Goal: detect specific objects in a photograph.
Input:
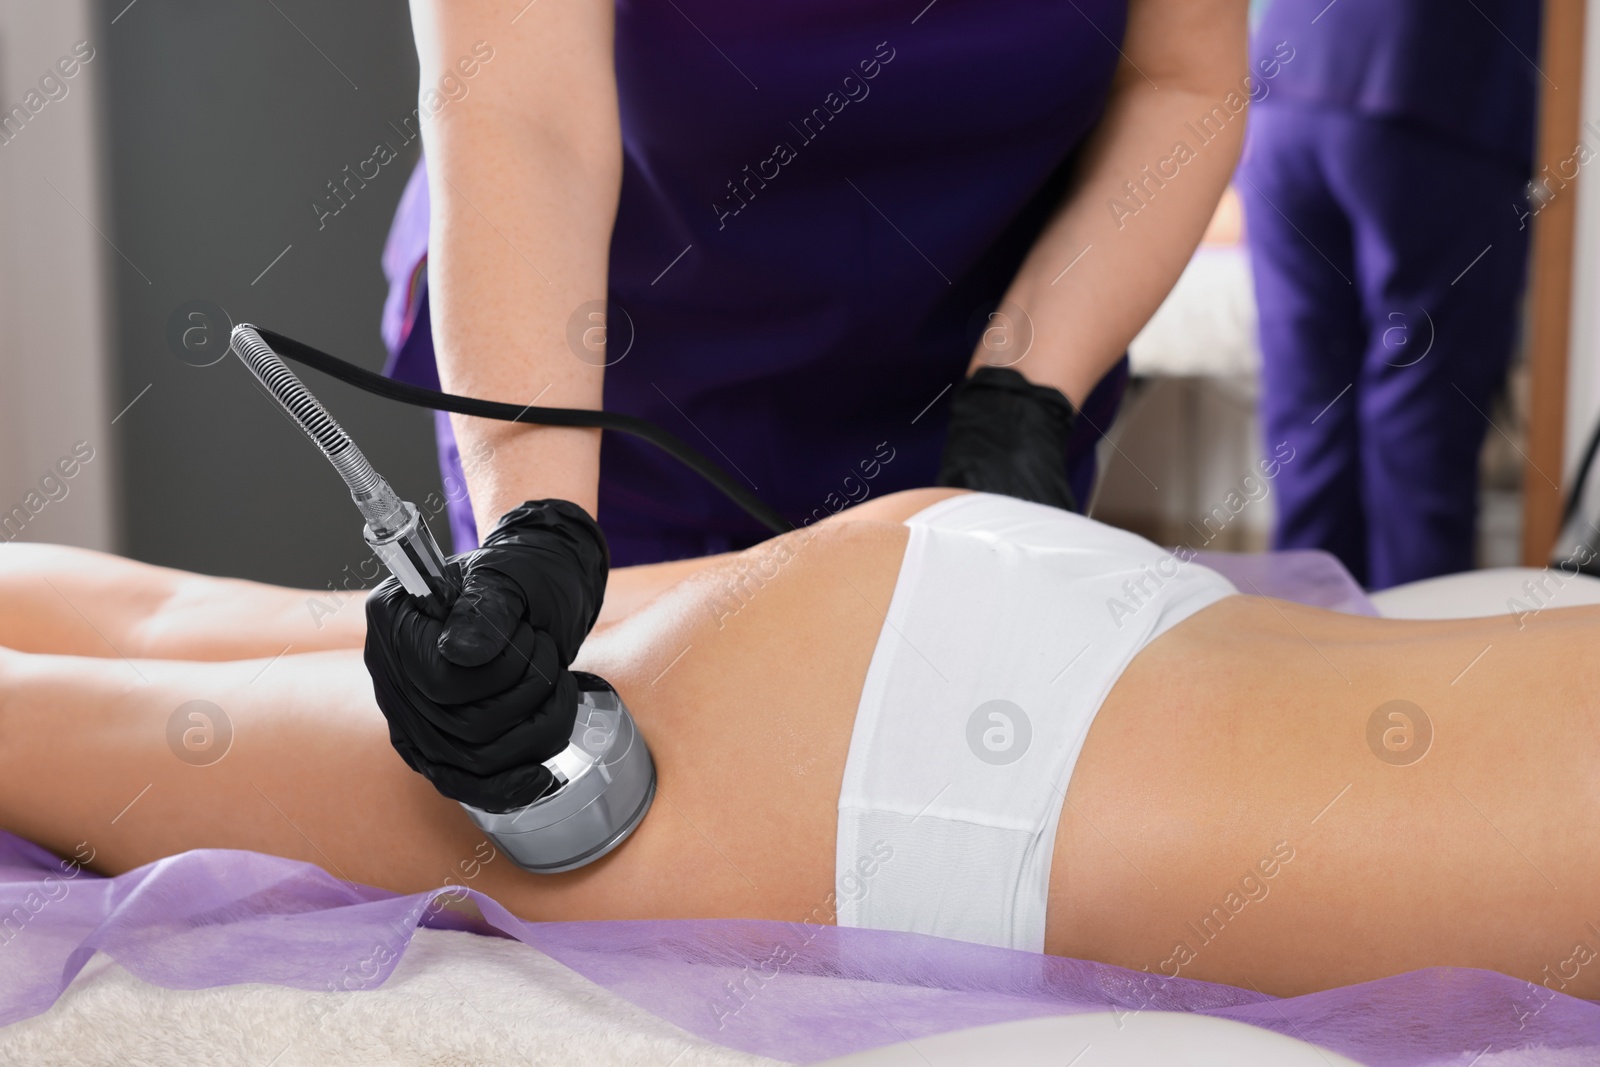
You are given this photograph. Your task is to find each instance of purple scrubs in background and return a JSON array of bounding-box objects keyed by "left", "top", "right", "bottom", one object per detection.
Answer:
[
  {"left": 380, "top": 0, "right": 1130, "bottom": 565},
  {"left": 1239, "top": 0, "right": 1540, "bottom": 589}
]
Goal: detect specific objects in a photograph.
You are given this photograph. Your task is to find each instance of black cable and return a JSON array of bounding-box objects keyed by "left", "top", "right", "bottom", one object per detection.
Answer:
[
  {"left": 252, "top": 327, "right": 793, "bottom": 536},
  {"left": 1564, "top": 408, "right": 1600, "bottom": 526}
]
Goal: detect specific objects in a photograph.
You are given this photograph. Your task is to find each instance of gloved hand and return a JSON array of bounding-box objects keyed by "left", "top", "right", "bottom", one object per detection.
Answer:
[
  {"left": 363, "top": 499, "right": 609, "bottom": 813},
  {"left": 935, "top": 365, "right": 1081, "bottom": 511}
]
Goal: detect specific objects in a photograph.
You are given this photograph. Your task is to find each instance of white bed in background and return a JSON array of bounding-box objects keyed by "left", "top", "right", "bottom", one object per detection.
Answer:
[
  {"left": 1128, "top": 243, "right": 1259, "bottom": 381},
  {"left": 1368, "top": 566, "right": 1600, "bottom": 618}
]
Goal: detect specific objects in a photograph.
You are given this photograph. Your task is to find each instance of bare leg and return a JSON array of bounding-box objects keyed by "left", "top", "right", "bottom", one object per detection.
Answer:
[
  {"left": 0, "top": 541, "right": 751, "bottom": 661},
  {"left": 0, "top": 643, "right": 546, "bottom": 902},
  {"left": 0, "top": 543, "right": 367, "bottom": 659},
  {"left": 0, "top": 485, "right": 935, "bottom": 663},
  {"left": 0, "top": 632, "right": 831, "bottom": 929}
]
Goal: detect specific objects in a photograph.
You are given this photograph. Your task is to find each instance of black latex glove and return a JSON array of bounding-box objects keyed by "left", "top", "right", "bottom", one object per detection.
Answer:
[
  {"left": 935, "top": 365, "right": 1081, "bottom": 512},
  {"left": 363, "top": 499, "right": 609, "bottom": 813}
]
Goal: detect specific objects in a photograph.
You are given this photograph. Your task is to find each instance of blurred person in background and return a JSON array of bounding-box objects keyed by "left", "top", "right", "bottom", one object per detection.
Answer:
[{"left": 1238, "top": 0, "right": 1541, "bottom": 589}]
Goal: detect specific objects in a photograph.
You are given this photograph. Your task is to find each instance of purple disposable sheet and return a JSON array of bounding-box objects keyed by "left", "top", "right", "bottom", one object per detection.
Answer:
[
  {"left": 1198, "top": 547, "right": 1380, "bottom": 617},
  {"left": 5, "top": 550, "right": 1595, "bottom": 1066}
]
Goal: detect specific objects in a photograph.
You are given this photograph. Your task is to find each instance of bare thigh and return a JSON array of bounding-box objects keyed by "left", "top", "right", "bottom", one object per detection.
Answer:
[
  {"left": 0, "top": 649, "right": 501, "bottom": 892},
  {"left": 0, "top": 644, "right": 752, "bottom": 920},
  {"left": 0, "top": 542, "right": 366, "bottom": 659}
]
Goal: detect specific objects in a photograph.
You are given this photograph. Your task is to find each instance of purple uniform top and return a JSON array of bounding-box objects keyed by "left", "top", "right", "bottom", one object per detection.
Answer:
[
  {"left": 383, "top": 0, "right": 1128, "bottom": 563},
  {"left": 1252, "top": 0, "right": 1540, "bottom": 167}
]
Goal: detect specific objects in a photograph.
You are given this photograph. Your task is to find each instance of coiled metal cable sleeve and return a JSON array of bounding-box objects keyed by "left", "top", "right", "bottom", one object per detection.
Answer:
[{"left": 231, "top": 324, "right": 408, "bottom": 534}]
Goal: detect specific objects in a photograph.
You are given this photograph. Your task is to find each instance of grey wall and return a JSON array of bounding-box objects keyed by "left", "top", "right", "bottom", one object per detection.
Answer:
[
  {"left": 0, "top": 1, "right": 115, "bottom": 554},
  {"left": 101, "top": 0, "right": 442, "bottom": 589}
]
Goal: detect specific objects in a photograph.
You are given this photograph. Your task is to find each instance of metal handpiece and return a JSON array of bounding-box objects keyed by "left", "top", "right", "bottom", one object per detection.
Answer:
[
  {"left": 228, "top": 323, "right": 656, "bottom": 872},
  {"left": 231, "top": 324, "right": 453, "bottom": 606}
]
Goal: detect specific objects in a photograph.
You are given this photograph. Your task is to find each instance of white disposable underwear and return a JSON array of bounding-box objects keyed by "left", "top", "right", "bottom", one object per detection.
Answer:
[{"left": 834, "top": 492, "right": 1237, "bottom": 951}]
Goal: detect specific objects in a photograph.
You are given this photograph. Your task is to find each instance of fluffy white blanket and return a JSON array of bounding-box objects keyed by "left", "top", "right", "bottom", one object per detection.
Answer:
[{"left": 0, "top": 927, "right": 779, "bottom": 1067}]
